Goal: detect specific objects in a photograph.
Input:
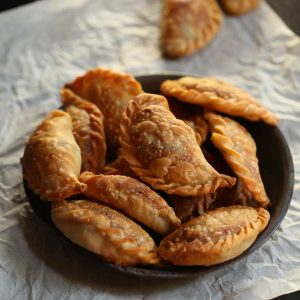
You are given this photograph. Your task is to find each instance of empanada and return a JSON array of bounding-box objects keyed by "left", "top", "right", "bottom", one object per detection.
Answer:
[
  {"left": 204, "top": 111, "right": 270, "bottom": 207},
  {"left": 61, "top": 88, "right": 106, "bottom": 173},
  {"left": 161, "top": 77, "right": 278, "bottom": 125},
  {"left": 51, "top": 200, "right": 159, "bottom": 266},
  {"left": 158, "top": 205, "right": 270, "bottom": 266},
  {"left": 169, "top": 192, "right": 217, "bottom": 222},
  {"left": 79, "top": 171, "right": 181, "bottom": 235},
  {"left": 220, "top": 0, "right": 260, "bottom": 16},
  {"left": 160, "top": 0, "right": 223, "bottom": 57},
  {"left": 119, "top": 93, "right": 236, "bottom": 196},
  {"left": 21, "top": 110, "right": 86, "bottom": 201},
  {"left": 65, "top": 68, "right": 143, "bottom": 152}
]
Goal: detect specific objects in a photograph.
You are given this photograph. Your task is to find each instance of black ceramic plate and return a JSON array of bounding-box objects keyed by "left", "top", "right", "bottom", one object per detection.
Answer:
[{"left": 24, "top": 73, "right": 294, "bottom": 278}]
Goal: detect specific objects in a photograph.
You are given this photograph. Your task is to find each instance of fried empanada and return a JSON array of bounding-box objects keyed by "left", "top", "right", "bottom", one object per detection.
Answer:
[
  {"left": 21, "top": 110, "right": 86, "bottom": 201},
  {"left": 204, "top": 111, "right": 270, "bottom": 207},
  {"left": 65, "top": 68, "right": 143, "bottom": 152},
  {"left": 220, "top": 0, "right": 260, "bottom": 16},
  {"left": 79, "top": 171, "right": 181, "bottom": 235},
  {"left": 160, "top": 0, "right": 223, "bottom": 57},
  {"left": 61, "top": 88, "right": 106, "bottom": 173},
  {"left": 158, "top": 205, "right": 270, "bottom": 266},
  {"left": 51, "top": 200, "right": 159, "bottom": 266},
  {"left": 161, "top": 77, "right": 278, "bottom": 125},
  {"left": 169, "top": 192, "right": 217, "bottom": 222},
  {"left": 119, "top": 93, "right": 236, "bottom": 196}
]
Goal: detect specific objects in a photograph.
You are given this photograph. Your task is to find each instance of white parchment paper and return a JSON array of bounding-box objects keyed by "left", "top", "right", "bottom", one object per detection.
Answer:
[{"left": 0, "top": 0, "right": 299, "bottom": 299}]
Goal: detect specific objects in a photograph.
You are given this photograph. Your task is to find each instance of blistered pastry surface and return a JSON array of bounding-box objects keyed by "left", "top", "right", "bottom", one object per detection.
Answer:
[
  {"left": 21, "top": 110, "right": 86, "bottom": 201},
  {"left": 158, "top": 205, "right": 270, "bottom": 265},
  {"left": 51, "top": 200, "right": 159, "bottom": 266},
  {"left": 79, "top": 171, "right": 181, "bottom": 235},
  {"left": 120, "top": 93, "right": 236, "bottom": 196}
]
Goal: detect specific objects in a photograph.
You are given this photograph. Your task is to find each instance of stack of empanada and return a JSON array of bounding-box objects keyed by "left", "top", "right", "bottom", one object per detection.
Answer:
[{"left": 22, "top": 68, "right": 275, "bottom": 268}]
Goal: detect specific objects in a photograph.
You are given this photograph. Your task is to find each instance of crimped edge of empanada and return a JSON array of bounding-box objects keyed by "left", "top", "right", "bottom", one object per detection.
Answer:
[
  {"left": 158, "top": 206, "right": 270, "bottom": 266},
  {"left": 160, "top": 77, "right": 278, "bottom": 125},
  {"left": 61, "top": 88, "right": 107, "bottom": 173},
  {"left": 204, "top": 111, "right": 270, "bottom": 207}
]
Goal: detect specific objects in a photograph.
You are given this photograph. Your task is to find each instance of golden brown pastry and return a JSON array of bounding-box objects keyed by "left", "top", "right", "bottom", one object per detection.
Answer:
[
  {"left": 220, "top": 0, "right": 260, "bottom": 16},
  {"left": 79, "top": 171, "right": 181, "bottom": 235},
  {"left": 65, "top": 68, "right": 143, "bottom": 152},
  {"left": 204, "top": 111, "right": 270, "bottom": 207},
  {"left": 119, "top": 93, "right": 236, "bottom": 196},
  {"left": 21, "top": 110, "right": 86, "bottom": 201},
  {"left": 169, "top": 192, "right": 217, "bottom": 222},
  {"left": 158, "top": 205, "right": 270, "bottom": 266},
  {"left": 61, "top": 88, "right": 106, "bottom": 173},
  {"left": 160, "top": 0, "right": 223, "bottom": 57},
  {"left": 161, "top": 77, "right": 278, "bottom": 125},
  {"left": 51, "top": 200, "right": 159, "bottom": 266}
]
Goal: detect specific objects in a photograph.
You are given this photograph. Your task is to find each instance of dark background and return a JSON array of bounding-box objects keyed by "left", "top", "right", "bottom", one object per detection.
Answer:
[{"left": 0, "top": 0, "right": 299, "bottom": 299}]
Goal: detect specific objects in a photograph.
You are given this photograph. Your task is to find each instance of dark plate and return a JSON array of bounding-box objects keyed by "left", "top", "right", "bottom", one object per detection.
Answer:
[{"left": 24, "top": 73, "right": 294, "bottom": 278}]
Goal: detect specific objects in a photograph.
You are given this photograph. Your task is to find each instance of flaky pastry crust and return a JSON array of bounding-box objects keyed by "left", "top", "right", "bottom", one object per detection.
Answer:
[
  {"left": 51, "top": 200, "right": 159, "bottom": 266},
  {"left": 119, "top": 93, "right": 236, "bottom": 196},
  {"left": 79, "top": 171, "right": 181, "bottom": 235},
  {"left": 204, "top": 111, "right": 270, "bottom": 207},
  {"left": 161, "top": 0, "right": 223, "bottom": 57},
  {"left": 158, "top": 205, "right": 270, "bottom": 266},
  {"left": 61, "top": 89, "right": 106, "bottom": 173},
  {"left": 65, "top": 68, "right": 143, "bottom": 152},
  {"left": 21, "top": 110, "right": 86, "bottom": 201},
  {"left": 161, "top": 76, "right": 278, "bottom": 125},
  {"left": 220, "top": 0, "right": 260, "bottom": 16}
]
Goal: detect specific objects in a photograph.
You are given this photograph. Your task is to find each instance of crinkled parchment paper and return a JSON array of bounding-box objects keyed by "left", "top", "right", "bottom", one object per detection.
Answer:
[{"left": 0, "top": 0, "right": 299, "bottom": 299}]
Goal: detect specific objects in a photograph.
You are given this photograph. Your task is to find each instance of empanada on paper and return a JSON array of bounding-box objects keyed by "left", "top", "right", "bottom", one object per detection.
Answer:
[
  {"left": 120, "top": 93, "right": 236, "bottom": 196},
  {"left": 79, "top": 171, "right": 181, "bottom": 235},
  {"left": 61, "top": 89, "right": 106, "bottom": 173},
  {"left": 204, "top": 111, "right": 270, "bottom": 207},
  {"left": 51, "top": 200, "right": 159, "bottom": 266},
  {"left": 65, "top": 68, "right": 143, "bottom": 152},
  {"left": 160, "top": 0, "right": 222, "bottom": 57},
  {"left": 220, "top": 0, "right": 260, "bottom": 16},
  {"left": 158, "top": 205, "right": 270, "bottom": 266},
  {"left": 161, "top": 77, "right": 278, "bottom": 125},
  {"left": 169, "top": 192, "right": 217, "bottom": 222},
  {"left": 21, "top": 110, "right": 86, "bottom": 201}
]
